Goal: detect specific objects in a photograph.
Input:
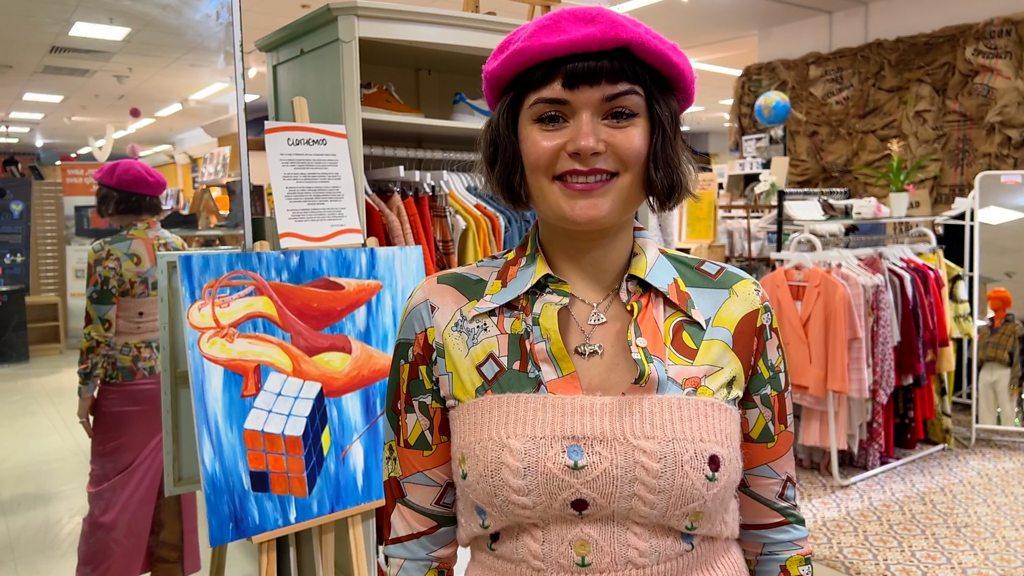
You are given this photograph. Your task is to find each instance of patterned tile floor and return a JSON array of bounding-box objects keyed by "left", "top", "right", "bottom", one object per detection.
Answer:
[{"left": 799, "top": 435, "right": 1024, "bottom": 576}]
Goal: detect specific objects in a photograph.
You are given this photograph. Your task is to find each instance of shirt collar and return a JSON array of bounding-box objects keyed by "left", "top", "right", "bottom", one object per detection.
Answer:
[
  {"left": 472, "top": 221, "right": 706, "bottom": 328},
  {"left": 125, "top": 220, "right": 159, "bottom": 233}
]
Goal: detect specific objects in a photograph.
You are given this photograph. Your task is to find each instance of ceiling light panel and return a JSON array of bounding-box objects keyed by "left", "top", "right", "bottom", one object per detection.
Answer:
[
  {"left": 244, "top": 94, "right": 260, "bottom": 103},
  {"left": 977, "top": 205, "right": 1024, "bottom": 225},
  {"left": 9, "top": 111, "right": 45, "bottom": 120},
  {"left": 128, "top": 118, "right": 155, "bottom": 131},
  {"left": 189, "top": 82, "right": 229, "bottom": 101},
  {"left": 611, "top": 0, "right": 665, "bottom": 13},
  {"left": 0, "top": 137, "right": 19, "bottom": 144},
  {"left": 719, "top": 98, "right": 734, "bottom": 105},
  {"left": 154, "top": 102, "right": 183, "bottom": 117},
  {"left": 691, "top": 62, "right": 743, "bottom": 77},
  {"left": 23, "top": 92, "right": 65, "bottom": 103},
  {"left": 69, "top": 21, "right": 132, "bottom": 41},
  {"left": 76, "top": 146, "right": 92, "bottom": 154},
  {"left": 0, "top": 126, "right": 31, "bottom": 133}
]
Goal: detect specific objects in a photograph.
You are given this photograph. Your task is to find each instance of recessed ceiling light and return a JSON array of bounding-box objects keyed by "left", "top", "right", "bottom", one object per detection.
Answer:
[
  {"left": 189, "top": 82, "right": 229, "bottom": 101},
  {"left": 0, "top": 126, "right": 30, "bottom": 134},
  {"left": 722, "top": 112, "right": 731, "bottom": 119},
  {"left": 977, "top": 205, "right": 1024, "bottom": 225},
  {"left": 684, "top": 106, "right": 705, "bottom": 114},
  {"left": 0, "top": 137, "right": 19, "bottom": 144},
  {"left": 140, "top": 144, "right": 172, "bottom": 157},
  {"left": 35, "top": 137, "right": 43, "bottom": 148},
  {"left": 128, "top": 118, "right": 155, "bottom": 131},
  {"left": 23, "top": 92, "right": 65, "bottom": 103},
  {"left": 723, "top": 122, "right": 733, "bottom": 127},
  {"left": 94, "top": 139, "right": 107, "bottom": 147},
  {"left": 155, "top": 102, "right": 183, "bottom": 117},
  {"left": 244, "top": 94, "right": 260, "bottom": 103},
  {"left": 247, "top": 67, "right": 259, "bottom": 79},
  {"left": 55, "top": 160, "right": 62, "bottom": 166},
  {"left": 692, "top": 62, "right": 743, "bottom": 77},
  {"left": 112, "top": 129, "right": 130, "bottom": 139},
  {"left": 719, "top": 98, "right": 734, "bottom": 106},
  {"left": 681, "top": 126, "right": 692, "bottom": 132},
  {"left": 9, "top": 111, "right": 44, "bottom": 120},
  {"left": 70, "top": 153, "right": 77, "bottom": 158},
  {"left": 69, "top": 21, "right": 132, "bottom": 41},
  {"left": 611, "top": 0, "right": 666, "bottom": 13},
  {"left": 76, "top": 146, "right": 92, "bottom": 155}
]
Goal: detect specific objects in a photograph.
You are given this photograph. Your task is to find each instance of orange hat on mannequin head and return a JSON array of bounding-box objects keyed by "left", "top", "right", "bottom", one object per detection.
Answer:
[{"left": 987, "top": 287, "right": 1013, "bottom": 311}]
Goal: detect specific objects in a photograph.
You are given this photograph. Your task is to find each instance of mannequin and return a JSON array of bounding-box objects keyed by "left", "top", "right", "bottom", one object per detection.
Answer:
[{"left": 977, "top": 288, "right": 1023, "bottom": 426}]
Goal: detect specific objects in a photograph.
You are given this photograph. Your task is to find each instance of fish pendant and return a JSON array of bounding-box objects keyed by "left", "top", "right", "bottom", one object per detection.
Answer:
[
  {"left": 574, "top": 342, "right": 604, "bottom": 359},
  {"left": 587, "top": 309, "right": 607, "bottom": 326}
]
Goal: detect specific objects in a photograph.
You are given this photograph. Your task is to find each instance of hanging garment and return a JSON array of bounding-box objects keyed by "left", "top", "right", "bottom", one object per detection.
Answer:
[
  {"left": 369, "top": 193, "right": 405, "bottom": 246},
  {"left": 429, "top": 191, "right": 458, "bottom": 271},
  {"left": 385, "top": 193, "right": 416, "bottom": 246},
  {"left": 403, "top": 196, "right": 437, "bottom": 276},
  {"left": 855, "top": 275, "right": 897, "bottom": 470},
  {"left": 415, "top": 194, "right": 437, "bottom": 268},
  {"left": 364, "top": 198, "right": 389, "bottom": 247}
]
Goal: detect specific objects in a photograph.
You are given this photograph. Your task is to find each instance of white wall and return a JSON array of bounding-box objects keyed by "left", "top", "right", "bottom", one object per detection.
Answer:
[{"left": 759, "top": 0, "right": 1023, "bottom": 62}]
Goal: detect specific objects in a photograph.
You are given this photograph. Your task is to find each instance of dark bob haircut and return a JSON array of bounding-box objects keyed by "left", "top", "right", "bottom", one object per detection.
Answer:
[
  {"left": 479, "top": 48, "right": 697, "bottom": 213},
  {"left": 95, "top": 184, "right": 164, "bottom": 219}
]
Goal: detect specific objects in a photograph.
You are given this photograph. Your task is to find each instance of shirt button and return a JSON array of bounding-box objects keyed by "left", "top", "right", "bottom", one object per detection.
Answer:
[
  {"left": 635, "top": 337, "right": 648, "bottom": 348},
  {"left": 631, "top": 352, "right": 641, "bottom": 359}
]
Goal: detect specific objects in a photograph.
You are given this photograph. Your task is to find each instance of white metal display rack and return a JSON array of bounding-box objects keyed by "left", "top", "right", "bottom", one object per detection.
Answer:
[{"left": 772, "top": 192, "right": 975, "bottom": 487}]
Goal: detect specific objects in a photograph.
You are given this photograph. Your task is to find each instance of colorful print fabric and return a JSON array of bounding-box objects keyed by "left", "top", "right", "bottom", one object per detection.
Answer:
[
  {"left": 381, "top": 224, "right": 812, "bottom": 575},
  {"left": 77, "top": 221, "right": 187, "bottom": 394}
]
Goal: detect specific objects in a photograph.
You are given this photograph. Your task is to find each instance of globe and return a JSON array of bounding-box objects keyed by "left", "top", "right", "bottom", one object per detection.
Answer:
[{"left": 753, "top": 90, "right": 791, "bottom": 127}]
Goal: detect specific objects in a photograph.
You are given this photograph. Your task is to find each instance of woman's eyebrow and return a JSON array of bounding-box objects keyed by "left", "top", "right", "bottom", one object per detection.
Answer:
[
  {"left": 603, "top": 88, "right": 644, "bottom": 102},
  {"left": 527, "top": 96, "right": 570, "bottom": 109}
]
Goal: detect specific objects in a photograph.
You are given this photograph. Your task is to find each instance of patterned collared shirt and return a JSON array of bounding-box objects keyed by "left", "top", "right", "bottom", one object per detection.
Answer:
[
  {"left": 382, "top": 224, "right": 811, "bottom": 575},
  {"left": 77, "top": 220, "right": 187, "bottom": 394},
  {"left": 978, "top": 313, "right": 1024, "bottom": 384}
]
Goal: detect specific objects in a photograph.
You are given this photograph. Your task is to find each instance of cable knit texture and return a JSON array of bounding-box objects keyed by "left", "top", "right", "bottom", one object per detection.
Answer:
[{"left": 449, "top": 394, "right": 748, "bottom": 575}]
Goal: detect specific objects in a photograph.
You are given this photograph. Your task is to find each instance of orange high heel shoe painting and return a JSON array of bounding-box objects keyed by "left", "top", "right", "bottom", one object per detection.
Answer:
[
  {"left": 177, "top": 247, "right": 425, "bottom": 547},
  {"left": 186, "top": 270, "right": 391, "bottom": 397}
]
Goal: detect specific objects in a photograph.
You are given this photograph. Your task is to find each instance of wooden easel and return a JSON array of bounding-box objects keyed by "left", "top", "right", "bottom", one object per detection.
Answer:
[
  {"left": 207, "top": 96, "right": 381, "bottom": 576},
  {"left": 461, "top": 0, "right": 561, "bottom": 19}
]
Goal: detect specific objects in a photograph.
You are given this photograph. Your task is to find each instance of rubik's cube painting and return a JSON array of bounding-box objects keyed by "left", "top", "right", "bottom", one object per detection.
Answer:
[
  {"left": 177, "top": 247, "right": 424, "bottom": 546},
  {"left": 244, "top": 372, "right": 330, "bottom": 498}
]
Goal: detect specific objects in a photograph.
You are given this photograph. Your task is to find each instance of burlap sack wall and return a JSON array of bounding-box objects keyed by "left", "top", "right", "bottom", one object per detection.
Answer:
[{"left": 731, "top": 16, "right": 1024, "bottom": 211}]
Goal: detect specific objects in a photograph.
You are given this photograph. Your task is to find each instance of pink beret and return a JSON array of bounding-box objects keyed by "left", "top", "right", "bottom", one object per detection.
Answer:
[
  {"left": 482, "top": 6, "right": 696, "bottom": 111},
  {"left": 93, "top": 159, "right": 167, "bottom": 197}
]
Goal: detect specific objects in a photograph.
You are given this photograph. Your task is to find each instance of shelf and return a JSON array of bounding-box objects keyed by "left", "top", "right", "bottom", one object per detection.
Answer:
[
  {"left": 362, "top": 113, "right": 483, "bottom": 141},
  {"left": 27, "top": 321, "right": 61, "bottom": 329},
  {"left": 790, "top": 215, "right": 949, "bottom": 226},
  {"left": 28, "top": 343, "right": 64, "bottom": 357}
]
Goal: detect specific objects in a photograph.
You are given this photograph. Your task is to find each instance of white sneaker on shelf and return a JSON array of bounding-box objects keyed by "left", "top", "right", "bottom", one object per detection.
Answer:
[{"left": 450, "top": 92, "right": 491, "bottom": 125}]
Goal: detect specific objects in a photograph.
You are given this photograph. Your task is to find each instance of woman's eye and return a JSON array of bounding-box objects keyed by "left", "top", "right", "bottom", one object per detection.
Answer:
[
  {"left": 535, "top": 112, "right": 566, "bottom": 127},
  {"left": 607, "top": 108, "right": 640, "bottom": 123}
]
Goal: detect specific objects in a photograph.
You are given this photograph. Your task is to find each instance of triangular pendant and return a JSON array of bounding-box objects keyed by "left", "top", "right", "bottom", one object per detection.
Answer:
[{"left": 587, "top": 309, "right": 607, "bottom": 326}]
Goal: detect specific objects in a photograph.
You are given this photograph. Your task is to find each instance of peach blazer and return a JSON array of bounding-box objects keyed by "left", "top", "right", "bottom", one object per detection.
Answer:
[{"left": 761, "top": 266, "right": 851, "bottom": 403}]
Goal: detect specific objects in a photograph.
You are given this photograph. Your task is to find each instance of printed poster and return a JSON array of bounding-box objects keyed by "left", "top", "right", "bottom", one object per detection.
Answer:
[{"left": 265, "top": 122, "right": 364, "bottom": 249}]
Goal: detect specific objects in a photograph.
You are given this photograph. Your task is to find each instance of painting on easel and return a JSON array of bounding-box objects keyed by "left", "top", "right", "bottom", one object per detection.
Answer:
[{"left": 177, "top": 247, "right": 424, "bottom": 546}]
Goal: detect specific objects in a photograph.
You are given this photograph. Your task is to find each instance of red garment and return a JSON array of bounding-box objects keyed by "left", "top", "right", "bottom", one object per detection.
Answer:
[
  {"left": 414, "top": 195, "right": 436, "bottom": 268},
  {"left": 365, "top": 199, "right": 389, "bottom": 247},
  {"left": 403, "top": 197, "right": 436, "bottom": 276}
]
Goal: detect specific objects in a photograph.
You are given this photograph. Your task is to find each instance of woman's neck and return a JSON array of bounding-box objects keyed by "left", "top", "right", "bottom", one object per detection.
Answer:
[{"left": 536, "top": 220, "right": 634, "bottom": 300}]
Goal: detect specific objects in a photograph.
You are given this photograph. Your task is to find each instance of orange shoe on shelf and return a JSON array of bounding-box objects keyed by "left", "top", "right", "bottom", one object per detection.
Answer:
[
  {"left": 187, "top": 270, "right": 382, "bottom": 334},
  {"left": 360, "top": 82, "right": 425, "bottom": 117},
  {"left": 197, "top": 328, "right": 391, "bottom": 398}
]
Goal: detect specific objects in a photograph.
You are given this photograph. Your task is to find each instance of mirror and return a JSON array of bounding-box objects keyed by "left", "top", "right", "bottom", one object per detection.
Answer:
[{"left": 974, "top": 170, "right": 1024, "bottom": 431}]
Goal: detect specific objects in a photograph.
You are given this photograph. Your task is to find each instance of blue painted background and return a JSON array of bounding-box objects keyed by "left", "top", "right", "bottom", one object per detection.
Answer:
[{"left": 178, "top": 247, "right": 424, "bottom": 546}]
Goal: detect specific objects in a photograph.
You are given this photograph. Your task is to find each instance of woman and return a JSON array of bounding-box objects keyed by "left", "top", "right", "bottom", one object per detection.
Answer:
[
  {"left": 381, "top": 7, "right": 811, "bottom": 575},
  {"left": 76, "top": 159, "right": 200, "bottom": 576}
]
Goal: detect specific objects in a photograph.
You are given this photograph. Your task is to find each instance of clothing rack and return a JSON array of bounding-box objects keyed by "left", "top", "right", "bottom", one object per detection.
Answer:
[
  {"left": 363, "top": 145, "right": 478, "bottom": 162},
  {"left": 770, "top": 229, "right": 951, "bottom": 487}
]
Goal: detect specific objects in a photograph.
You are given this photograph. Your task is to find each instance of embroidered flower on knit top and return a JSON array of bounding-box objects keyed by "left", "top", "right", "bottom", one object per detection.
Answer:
[{"left": 380, "top": 223, "right": 812, "bottom": 575}]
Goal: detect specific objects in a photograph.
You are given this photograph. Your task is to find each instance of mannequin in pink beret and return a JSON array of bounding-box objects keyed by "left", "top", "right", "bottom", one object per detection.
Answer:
[
  {"left": 380, "top": 6, "right": 811, "bottom": 576},
  {"left": 76, "top": 159, "right": 200, "bottom": 576}
]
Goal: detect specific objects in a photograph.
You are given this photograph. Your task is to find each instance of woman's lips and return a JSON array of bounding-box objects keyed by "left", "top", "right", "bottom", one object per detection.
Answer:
[{"left": 554, "top": 172, "right": 618, "bottom": 193}]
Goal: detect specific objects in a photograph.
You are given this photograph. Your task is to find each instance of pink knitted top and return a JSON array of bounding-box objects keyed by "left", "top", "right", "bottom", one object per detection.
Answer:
[{"left": 449, "top": 394, "right": 748, "bottom": 575}]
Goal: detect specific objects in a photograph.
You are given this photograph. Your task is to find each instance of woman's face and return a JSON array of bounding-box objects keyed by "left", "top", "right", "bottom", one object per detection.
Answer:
[{"left": 517, "top": 80, "right": 650, "bottom": 233}]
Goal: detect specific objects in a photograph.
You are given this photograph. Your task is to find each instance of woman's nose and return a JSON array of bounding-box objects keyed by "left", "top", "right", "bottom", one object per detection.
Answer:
[{"left": 565, "top": 118, "right": 606, "bottom": 158}]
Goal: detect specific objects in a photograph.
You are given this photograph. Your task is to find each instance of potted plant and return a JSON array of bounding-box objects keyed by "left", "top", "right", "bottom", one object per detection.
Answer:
[{"left": 857, "top": 138, "right": 926, "bottom": 218}]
